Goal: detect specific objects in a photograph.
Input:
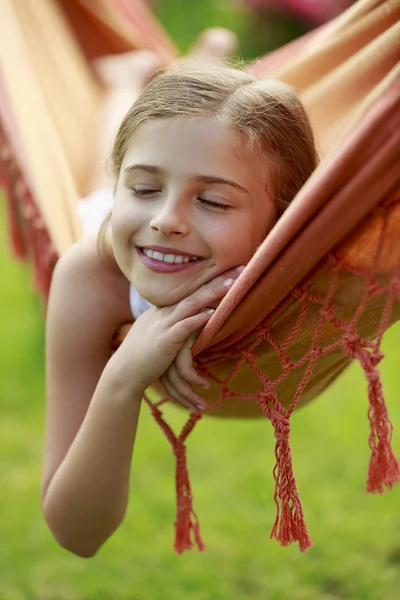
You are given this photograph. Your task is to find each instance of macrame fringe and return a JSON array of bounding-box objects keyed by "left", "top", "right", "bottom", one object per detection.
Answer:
[
  {"left": 259, "top": 397, "right": 313, "bottom": 553},
  {"left": 0, "top": 142, "right": 26, "bottom": 259},
  {"left": 6, "top": 181, "right": 26, "bottom": 258},
  {"left": 365, "top": 358, "right": 400, "bottom": 493},
  {"left": 343, "top": 334, "right": 400, "bottom": 494},
  {"left": 146, "top": 399, "right": 205, "bottom": 554},
  {"left": 0, "top": 137, "right": 56, "bottom": 303},
  {"left": 173, "top": 442, "right": 205, "bottom": 554}
]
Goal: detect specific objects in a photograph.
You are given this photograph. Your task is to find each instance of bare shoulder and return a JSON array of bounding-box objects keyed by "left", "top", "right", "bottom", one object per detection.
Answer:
[{"left": 48, "top": 237, "right": 132, "bottom": 335}]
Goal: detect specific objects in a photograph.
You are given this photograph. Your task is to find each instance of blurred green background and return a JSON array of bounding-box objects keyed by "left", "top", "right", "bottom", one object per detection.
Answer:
[{"left": 0, "top": 1, "right": 399, "bottom": 599}]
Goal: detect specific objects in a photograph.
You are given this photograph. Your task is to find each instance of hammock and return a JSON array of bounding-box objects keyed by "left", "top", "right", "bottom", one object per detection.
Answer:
[{"left": 1, "top": 0, "right": 399, "bottom": 554}]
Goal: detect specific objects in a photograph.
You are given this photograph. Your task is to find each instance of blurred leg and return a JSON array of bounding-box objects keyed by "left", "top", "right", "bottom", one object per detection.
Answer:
[
  {"left": 90, "top": 50, "right": 163, "bottom": 189},
  {"left": 188, "top": 27, "right": 239, "bottom": 64}
]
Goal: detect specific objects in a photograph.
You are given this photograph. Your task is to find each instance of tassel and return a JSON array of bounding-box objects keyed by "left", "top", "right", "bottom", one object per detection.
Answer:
[
  {"left": 365, "top": 360, "right": 400, "bottom": 493},
  {"left": 269, "top": 413, "right": 313, "bottom": 552},
  {"left": 343, "top": 335, "right": 400, "bottom": 494},
  {"left": 146, "top": 399, "right": 205, "bottom": 554},
  {"left": 6, "top": 186, "right": 26, "bottom": 258},
  {"left": 173, "top": 442, "right": 205, "bottom": 554},
  {"left": 258, "top": 393, "right": 313, "bottom": 552}
]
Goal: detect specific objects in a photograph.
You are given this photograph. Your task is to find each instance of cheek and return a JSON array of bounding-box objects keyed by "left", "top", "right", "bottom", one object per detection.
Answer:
[
  {"left": 111, "top": 202, "right": 142, "bottom": 240},
  {"left": 206, "top": 219, "right": 259, "bottom": 265},
  {"left": 215, "top": 209, "right": 273, "bottom": 265}
]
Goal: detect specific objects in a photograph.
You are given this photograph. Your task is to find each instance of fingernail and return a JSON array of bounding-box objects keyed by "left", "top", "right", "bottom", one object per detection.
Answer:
[
  {"left": 196, "top": 396, "right": 207, "bottom": 408},
  {"left": 223, "top": 278, "right": 234, "bottom": 287},
  {"left": 201, "top": 382, "right": 210, "bottom": 389},
  {"left": 236, "top": 265, "right": 246, "bottom": 272},
  {"left": 207, "top": 309, "right": 214, "bottom": 315}
]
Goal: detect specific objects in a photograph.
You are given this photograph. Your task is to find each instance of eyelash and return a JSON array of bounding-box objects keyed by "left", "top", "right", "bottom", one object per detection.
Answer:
[
  {"left": 131, "top": 189, "right": 158, "bottom": 198},
  {"left": 199, "top": 198, "right": 231, "bottom": 211},
  {"left": 131, "top": 189, "right": 232, "bottom": 211}
]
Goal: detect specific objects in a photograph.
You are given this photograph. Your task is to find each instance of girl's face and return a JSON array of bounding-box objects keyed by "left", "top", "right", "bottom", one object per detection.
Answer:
[{"left": 111, "top": 117, "right": 275, "bottom": 306}]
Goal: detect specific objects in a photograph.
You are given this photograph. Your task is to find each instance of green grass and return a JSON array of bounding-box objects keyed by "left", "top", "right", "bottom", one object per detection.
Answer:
[
  {"left": 156, "top": 0, "right": 307, "bottom": 60},
  {"left": 1, "top": 1, "right": 400, "bottom": 597}
]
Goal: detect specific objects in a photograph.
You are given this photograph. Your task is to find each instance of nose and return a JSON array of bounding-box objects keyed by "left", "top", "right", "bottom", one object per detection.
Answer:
[{"left": 149, "top": 194, "right": 191, "bottom": 237}]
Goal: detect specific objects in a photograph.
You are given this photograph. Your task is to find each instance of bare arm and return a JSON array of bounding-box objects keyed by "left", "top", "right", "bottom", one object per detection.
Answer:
[
  {"left": 42, "top": 238, "right": 138, "bottom": 558},
  {"left": 42, "top": 238, "right": 240, "bottom": 557}
]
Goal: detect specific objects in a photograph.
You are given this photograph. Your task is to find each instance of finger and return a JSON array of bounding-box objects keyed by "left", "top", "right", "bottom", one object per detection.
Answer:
[
  {"left": 202, "top": 265, "right": 245, "bottom": 290},
  {"left": 168, "top": 310, "right": 215, "bottom": 347},
  {"left": 181, "top": 331, "right": 198, "bottom": 349},
  {"left": 160, "top": 373, "right": 197, "bottom": 411},
  {"left": 172, "top": 274, "right": 240, "bottom": 324},
  {"left": 166, "top": 265, "right": 245, "bottom": 326},
  {"left": 169, "top": 265, "right": 245, "bottom": 314},
  {"left": 175, "top": 345, "right": 209, "bottom": 388},
  {"left": 184, "top": 279, "right": 234, "bottom": 313},
  {"left": 163, "top": 363, "right": 207, "bottom": 408},
  {"left": 162, "top": 366, "right": 208, "bottom": 410},
  {"left": 161, "top": 372, "right": 206, "bottom": 411}
]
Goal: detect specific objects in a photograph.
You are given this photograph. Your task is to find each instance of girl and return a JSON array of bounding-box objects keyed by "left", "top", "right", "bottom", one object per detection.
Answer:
[{"left": 42, "top": 62, "right": 317, "bottom": 557}]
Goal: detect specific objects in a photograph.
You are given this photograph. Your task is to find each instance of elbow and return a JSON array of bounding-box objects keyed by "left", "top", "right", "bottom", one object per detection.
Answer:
[
  {"left": 58, "top": 539, "right": 100, "bottom": 559},
  {"left": 44, "top": 515, "right": 102, "bottom": 558},
  {"left": 47, "top": 522, "right": 103, "bottom": 558},
  {"left": 42, "top": 497, "right": 121, "bottom": 559}
]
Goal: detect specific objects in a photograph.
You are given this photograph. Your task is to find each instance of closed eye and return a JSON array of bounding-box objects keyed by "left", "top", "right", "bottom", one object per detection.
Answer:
[
  {"left": 131, "top": 188, "right": 160, "bottom": 198},
  {"left": 131, "top": 188, "right": 232, "bottom": 211},
  {"left": 199, "top": 198, "right": 232, "bottom": 211}
]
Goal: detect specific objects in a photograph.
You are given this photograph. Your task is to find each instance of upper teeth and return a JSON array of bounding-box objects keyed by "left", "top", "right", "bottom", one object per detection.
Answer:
[{"left": 143, "top": 248, "right": 199, "bottom": 263}]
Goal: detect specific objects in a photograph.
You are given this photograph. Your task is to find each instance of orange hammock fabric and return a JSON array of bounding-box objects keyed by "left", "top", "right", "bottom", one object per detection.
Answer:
[{"left": 1, "top": 0, "right": 399, "bottom": 554}]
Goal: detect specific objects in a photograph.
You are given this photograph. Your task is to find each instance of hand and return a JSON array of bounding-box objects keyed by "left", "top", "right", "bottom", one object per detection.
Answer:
[
  {"left": 161, "top": 264, "right": 246, "bottom": 411},
  {"left": 160, "top": 331, "right": 209, "bottom": 411},
  {"left": 115, "top": 267, "right": 243, "bottom": 400}
]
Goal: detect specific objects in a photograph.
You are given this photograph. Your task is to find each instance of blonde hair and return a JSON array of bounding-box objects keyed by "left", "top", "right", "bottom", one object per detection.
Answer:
[
  {"left": 99, "top": 62, "right": 317, "bottom": 253},
  {"left": 111, "top": 61, "right": 317, "bottom": 216}
]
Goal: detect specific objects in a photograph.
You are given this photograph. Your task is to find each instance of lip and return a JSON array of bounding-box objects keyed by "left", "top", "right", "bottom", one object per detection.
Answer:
[
  {"left": 140, "top": 245, "right": 203, "bottom": 259},
  {"left": 137, "top": 248, "right": 206, "bottom": 273}
]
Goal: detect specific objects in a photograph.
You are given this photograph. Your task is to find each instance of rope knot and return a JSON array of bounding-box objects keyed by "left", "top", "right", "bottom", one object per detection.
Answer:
[
  {"left": 320, "top": 306, "right": 335, "bottom": 322},
  {"left": 358, "top": 348, "right": 384, "bottom": 372},
  {"left": 365, "top": 349, "right": 384, "bottom": 370},
  {"left": 271, "top": 413, "right": 291, "bottom": 442},
  {"left": 342, "top": 333, "right": 363, "bottom": 359},
  {"left": 281, "top": 355, "right": 292, "bottom": 369},
  {"left": 258, "top": 388, "right": 275, "bottom": 413}
]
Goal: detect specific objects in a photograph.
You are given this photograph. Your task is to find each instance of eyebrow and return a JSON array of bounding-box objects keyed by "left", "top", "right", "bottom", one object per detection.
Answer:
[{"left": 124, "top": 164, "right": 250, "bottom": 195}]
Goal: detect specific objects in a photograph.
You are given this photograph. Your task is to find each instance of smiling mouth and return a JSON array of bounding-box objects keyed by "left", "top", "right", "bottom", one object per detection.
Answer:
[
  {"left": 140, "top": 247, "right": 203, "bottom": 264},
  {"left": 137, "top": 247, "right": 206, "bottom": 273}
]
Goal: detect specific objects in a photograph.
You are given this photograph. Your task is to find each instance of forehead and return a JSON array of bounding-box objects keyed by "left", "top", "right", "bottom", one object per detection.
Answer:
[{"left": 121, "top": 117, "right": 259, "bottom": 180}]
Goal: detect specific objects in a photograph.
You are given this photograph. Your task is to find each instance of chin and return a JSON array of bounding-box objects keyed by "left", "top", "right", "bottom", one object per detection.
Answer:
[{"left": 135, "top": 284, "right": 186, "bottom": 308}]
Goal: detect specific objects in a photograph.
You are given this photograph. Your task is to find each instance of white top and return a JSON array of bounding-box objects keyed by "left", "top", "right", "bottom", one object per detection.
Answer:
[
  {"left": 129, "top": 285, "right": 153, "bottom": 319},
  {"left": 78, "top": 188, "right": 153, "bottom": 319}
]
